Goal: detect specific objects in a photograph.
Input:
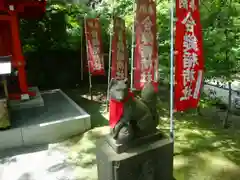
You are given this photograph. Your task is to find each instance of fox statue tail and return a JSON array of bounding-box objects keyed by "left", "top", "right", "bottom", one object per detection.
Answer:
[
  {"left": 141, "top": 82, "right": 157, "bottom": 103},
  {"left": 140, "top": 82, "right": 159, "bottom": 126}
]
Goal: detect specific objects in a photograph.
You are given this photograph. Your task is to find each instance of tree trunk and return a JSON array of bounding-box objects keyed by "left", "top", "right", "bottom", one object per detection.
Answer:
[{"left": 0, "top": 99, "right": 10, "bottom": 130}]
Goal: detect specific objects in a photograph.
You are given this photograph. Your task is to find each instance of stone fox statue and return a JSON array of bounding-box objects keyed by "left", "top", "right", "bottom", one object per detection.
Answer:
[{"left": 109, "top": 79, "right": 158, "bottom": 144}]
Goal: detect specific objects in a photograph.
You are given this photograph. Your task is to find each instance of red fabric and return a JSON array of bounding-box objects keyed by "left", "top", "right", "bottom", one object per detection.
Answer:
[
  {"left": 1, "top": 0, "right": 46, "bottom": 18},
  {"left": 174, "top": 0, "right": 204, "bottom": 111},
  {"left": 0, "top": 1, "right": 5, "bottom": 11},
  {"left": 134, "top": 0, "right": 158, "bottom": 90},
  {"left": 109, "top": 91, "right": 134, "bottom": 128},
  {"left": 0, "top": 21, "right": 11, "bottom": 56},
  {"left": 84, "top": 18, "right": 105, "bottom": 76}
]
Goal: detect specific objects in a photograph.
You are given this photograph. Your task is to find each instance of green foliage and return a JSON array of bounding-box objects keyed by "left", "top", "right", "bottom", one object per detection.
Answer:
[
  {"left": 200, "top": 0, "right": 240, "bottom": 79},
  {"left": 21, "top": 3, "right": 89, "bottom": 52},
  {"left": 19, "top": 0, "right": 240, "bottom": 88},
  {"left": 198, "top": 93, "right": 223, "bottom": 109}
]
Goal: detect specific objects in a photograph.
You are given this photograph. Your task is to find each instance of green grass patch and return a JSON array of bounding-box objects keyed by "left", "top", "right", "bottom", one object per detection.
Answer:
[
  {"left": 158, "top": 100, "right": 240, "bottom": 180},
  {"left": 67, "top": 88, "right": 240, "bottom": 180}
]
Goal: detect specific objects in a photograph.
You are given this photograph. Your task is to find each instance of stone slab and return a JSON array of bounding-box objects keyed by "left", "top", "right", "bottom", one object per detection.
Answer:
[
  {"left": 22, "top": 116, "right": 89, "bottom": 146},
  {"left": 0, "top": 128, "right": 23, "bottom": 150},
  {"left": 10, "top": 89, "right": 90, "bottom": 127},
  {"left": 20, "top": 89, "right": 91, "bottom": 146},
  {"left": 0, "top": 89, "right": 91, "bottom": 150},
  {"left": 96, "top": 137, "right": 174, "bottom": 180},
  {"left": 8, "top": 87, "right": 44, "bottom": 110}
]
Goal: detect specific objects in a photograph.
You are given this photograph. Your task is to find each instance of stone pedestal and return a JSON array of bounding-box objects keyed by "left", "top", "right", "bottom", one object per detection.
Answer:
[
  {"left": 96, "top": 135, "right": 174, "bottom": 180},
  {"left": 0, "top": 89, "right": 91, "bottom": 150},
  {"left": 106, "top": 132, "right": 164, "bottom": 154}
]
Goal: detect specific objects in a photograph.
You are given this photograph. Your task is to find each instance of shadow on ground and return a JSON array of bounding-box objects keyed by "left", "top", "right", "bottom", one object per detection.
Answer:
[
  {"left": 50, "top": 126, "right": 110, "bottom": 180},
  {"left": 1, "top": 83, "right": 240, "bottom": 180},
  {"left": 65, "top": 87, "right": 109, "bottom": 128},
  {"left": 0, "top": 144, "right": 49, "bottom": 160},
  {"left": 157, "top": 84, "right": 240, "bottom": 180},
  {"left": 159, "top": 108, "right": 240, "bottom": 180},
  {"left": 0, "top": 86, "right": 109, "bottom": 180},
  {"left": 0, "top": 126, "right": 110, "bottom": 180}
]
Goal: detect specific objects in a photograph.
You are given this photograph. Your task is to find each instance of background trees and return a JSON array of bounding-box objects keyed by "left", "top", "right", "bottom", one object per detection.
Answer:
[{"left": 20, "top": 0, "right": 240, "bottom": 88}]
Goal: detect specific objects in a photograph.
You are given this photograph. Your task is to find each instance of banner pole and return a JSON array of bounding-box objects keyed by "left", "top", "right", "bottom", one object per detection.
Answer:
[
  {"left": 80, "top": 19, "right": 84, "bottom": 81},
  {"left": 130, "top": 0, "right": 136, "bottom": 91},
  {"left": 106, "top": 14, "right": 114, "bottom": 111},
  {"left": 84, "top": 16, "right": 93, "bottom": 101},
  {"left": 154, "top": 0, "right": 159, "bottom": 84},
  {"left": 169, "top": 0, "right": 175, "bottom": 141}
]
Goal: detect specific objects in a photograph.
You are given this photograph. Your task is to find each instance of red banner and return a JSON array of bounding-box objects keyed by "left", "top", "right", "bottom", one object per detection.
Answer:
[
  {"left": 133, "top": 0, "right": 158, "bottom": 91},
  {"left": 84, "top": 18, "right": 105, "bottom": 76},
  {"left": 174, "top": 0, "right": 204, "bottom": 111},
  {"left": 0, "top": 1, "right": 4, "bottom": 10},
  {"left": 111, "top": 17, "right": 128, "bottom": 80}
]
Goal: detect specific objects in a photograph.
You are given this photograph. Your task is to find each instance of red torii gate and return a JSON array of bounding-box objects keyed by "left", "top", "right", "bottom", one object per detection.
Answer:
[{"left": 0, "top": 0, "right": 46, "bottom": 100}]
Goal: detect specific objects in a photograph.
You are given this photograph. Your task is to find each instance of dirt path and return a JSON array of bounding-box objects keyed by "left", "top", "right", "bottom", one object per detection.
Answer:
[{"left": 0, "top": 126, "right": 110, "bottom": 180}]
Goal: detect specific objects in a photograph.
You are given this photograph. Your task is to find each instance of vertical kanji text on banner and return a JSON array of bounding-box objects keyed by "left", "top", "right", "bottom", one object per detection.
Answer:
[
  {"left": 84, "top": 18, "right": 105, "bottom": 76},
  {"left": 111, "top": 17, "right": 128, "bottom": 80},
  {"left": 174, "top": 0, "right": 204, "bottom": 111},
  {"left": 133, "top": 0, "right": 158, "bottom": 91}
]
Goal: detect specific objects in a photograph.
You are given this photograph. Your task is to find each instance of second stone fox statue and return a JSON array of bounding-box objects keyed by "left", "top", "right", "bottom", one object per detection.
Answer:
[{"left": 109, "top": 78, "right": 159, "bottom": 144}]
